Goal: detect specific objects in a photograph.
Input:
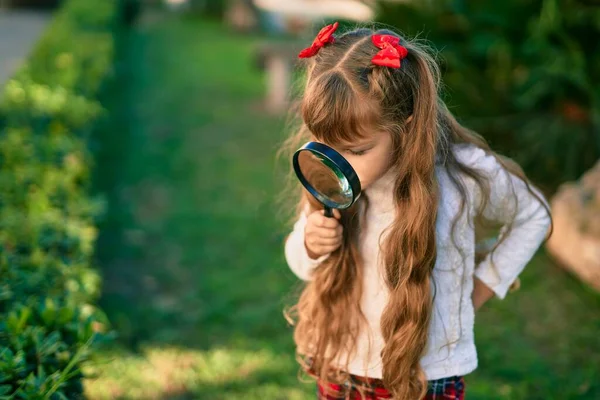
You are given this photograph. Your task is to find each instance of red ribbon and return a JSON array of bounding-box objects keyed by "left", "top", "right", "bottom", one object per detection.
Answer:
[
  {"left": 371, "top": 34, "right": 408, "bottom": 68},
  {"left": 298, "top": 22, "right": 339, "bottom": 58}
]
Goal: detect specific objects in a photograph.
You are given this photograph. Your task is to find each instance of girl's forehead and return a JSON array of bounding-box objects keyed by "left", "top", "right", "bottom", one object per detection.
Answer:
[
  {"left": 314, "top": 132, "right": 379, "bottom": 148},
  {"left": 312, "top": 131, "right": 363, "bottom": 143},
  {"left": 338, "top": 138, "right": 375, "bottom": 147}
]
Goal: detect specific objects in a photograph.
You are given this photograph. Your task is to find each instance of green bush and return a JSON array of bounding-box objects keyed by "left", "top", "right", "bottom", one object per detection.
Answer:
[
  {"left": 0, "top": 0, "right": 121, "bottom": 398},
  {"left": 376, "top": 0, "right": 600, "bottom": 190}
]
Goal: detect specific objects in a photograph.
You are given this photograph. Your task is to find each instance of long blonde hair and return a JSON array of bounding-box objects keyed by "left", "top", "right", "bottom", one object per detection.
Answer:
[{"left": 280, "top": 26, "right": 551, "bottom": 399}]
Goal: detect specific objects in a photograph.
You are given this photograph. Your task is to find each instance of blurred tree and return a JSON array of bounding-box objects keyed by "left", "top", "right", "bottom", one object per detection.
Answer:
[{"left": 376, "top": 0, "right": 600, "bottom": 190}]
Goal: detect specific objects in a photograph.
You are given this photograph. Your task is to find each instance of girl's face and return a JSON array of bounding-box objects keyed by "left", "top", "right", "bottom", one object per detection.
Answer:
[{"left": 319, "top": 129, "right": 394, "bottom": 191}]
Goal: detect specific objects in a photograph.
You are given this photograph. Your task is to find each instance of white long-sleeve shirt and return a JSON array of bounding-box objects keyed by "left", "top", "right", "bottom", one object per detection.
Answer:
[{"left": 284, "top": 144, "right": 551, "bottom": 380}]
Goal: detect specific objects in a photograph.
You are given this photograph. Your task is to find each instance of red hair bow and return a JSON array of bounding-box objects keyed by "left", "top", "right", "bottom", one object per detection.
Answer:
[
  {"left": 371, "top": 34, "right": 408, "bottom": 68},
  {"left": 298, "top": 22, "right": 339, "bottom": 58}
]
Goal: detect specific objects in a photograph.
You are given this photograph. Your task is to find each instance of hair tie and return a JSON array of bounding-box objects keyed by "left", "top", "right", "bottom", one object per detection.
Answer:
[
  {"left": 298, "top": 22, "right": 339, "bottom": 59},
  {"left": 371, "top": 34, "right": 408, "bottom": 68}
]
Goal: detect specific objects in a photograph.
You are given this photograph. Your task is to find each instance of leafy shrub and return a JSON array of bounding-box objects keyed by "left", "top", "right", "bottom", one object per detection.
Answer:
[{"left": 0, "top": 0, "right": 121, "bottom": 397}]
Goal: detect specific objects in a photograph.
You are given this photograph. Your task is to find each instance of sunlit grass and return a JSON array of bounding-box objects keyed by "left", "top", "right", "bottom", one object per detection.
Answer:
[{"left": 85, "top": 346, "right": 308, "bottom": 399}]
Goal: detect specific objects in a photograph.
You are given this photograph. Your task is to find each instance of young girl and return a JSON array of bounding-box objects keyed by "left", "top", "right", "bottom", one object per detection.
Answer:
[{"left": 282, "top": 23, "right": 552, "bottom": 400}]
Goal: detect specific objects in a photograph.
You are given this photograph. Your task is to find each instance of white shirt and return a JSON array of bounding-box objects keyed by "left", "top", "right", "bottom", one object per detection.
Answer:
[{"left": 284, "top": 144, "right": 551, "bottom": 380}]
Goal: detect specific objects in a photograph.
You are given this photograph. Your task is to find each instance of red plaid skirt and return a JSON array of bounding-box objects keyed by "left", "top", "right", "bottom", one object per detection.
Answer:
[{"left": 316, "top": 374, "right": 465, "bottom": 400}]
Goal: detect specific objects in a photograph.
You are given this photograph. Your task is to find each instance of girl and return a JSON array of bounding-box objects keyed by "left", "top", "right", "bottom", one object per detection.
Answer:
[{"left": 281, "top": 23, "right": 552, "bottom": 400}]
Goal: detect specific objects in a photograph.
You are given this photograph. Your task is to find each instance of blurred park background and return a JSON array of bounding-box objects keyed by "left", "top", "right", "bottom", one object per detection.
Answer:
[{"left": 0, "top": 0, "right": 599, "bottom": 399}]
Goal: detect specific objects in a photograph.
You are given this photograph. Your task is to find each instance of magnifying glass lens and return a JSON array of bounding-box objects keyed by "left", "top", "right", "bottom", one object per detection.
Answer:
[
  {"left": 292, "top": 142, "right": 361, "bottom": 216},
  {"left": 297, "top": 151, "right": 353, "bottom": 208}
]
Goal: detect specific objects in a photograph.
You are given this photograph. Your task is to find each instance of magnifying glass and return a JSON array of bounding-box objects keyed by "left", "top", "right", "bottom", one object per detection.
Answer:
[{"left": 293, "top": 142, "right": 362, "bottom": 218}]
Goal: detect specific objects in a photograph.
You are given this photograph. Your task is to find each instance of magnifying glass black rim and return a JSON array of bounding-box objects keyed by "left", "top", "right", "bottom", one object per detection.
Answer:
[{"left": 292, "top": 141, "right": 362, "bottom": 210}]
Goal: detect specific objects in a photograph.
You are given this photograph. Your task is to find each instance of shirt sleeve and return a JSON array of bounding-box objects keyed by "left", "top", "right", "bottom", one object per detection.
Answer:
[
  {"left": 284, "top": 210, "right": 331, "bottom": 281},
  {"left": 456, "top": 145, "right": 552, "bottom": 299}
]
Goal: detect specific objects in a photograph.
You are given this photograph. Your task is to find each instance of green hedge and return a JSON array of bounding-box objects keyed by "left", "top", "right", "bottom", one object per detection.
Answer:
[
  {"left": 0, "top": 1, "right": 121, "bottom": 398},
  {"left": 376, "top": 0, "right": 600, "bottom": 190}
]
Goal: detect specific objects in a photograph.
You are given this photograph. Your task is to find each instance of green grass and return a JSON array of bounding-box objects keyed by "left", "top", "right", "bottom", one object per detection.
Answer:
[{"left": 85, "top": 13, "right": 600, "bottom": 400}]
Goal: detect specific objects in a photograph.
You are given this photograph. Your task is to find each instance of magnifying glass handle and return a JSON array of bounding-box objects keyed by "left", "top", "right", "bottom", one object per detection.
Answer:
[{"left": 324, "top": 206, "right": 334, "bottom": 218}]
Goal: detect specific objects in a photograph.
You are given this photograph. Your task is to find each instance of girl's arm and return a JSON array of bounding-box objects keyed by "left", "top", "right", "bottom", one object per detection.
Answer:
[
  {"left": 472, "top": 277, "right": 495, "bottom": 310},
  {"left": 284, "top": 209, "right": 331, "bottom": 281},
  {"left": 461, "top": 146, "right": 552, "bottom": 300}
]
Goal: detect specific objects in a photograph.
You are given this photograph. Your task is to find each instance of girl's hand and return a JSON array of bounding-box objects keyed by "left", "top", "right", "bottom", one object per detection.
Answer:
[
  {"left": 304, "top": 208, "right": 343, "bottom": 259},
  {"left": 472, "top": 277, "right": 495, "bottom": 311}
]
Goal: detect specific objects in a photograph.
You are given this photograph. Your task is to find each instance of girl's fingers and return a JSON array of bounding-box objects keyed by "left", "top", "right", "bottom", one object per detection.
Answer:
[
  {"left": 335, "top": 225, "right": 343, "bottom": 236},
  {"left": 316, "top": 214, "right": 341, "bottom": 229},
  {"left": 306, "top": 236, "right": 342, "bottom": 257},
  {"left": 319, "top": 243, "right": 342, "bottom": 254},
  {"left": 317, "top": 226, "right": 342, "bottom": 238},
  {"left": 316, "top": 237, "right": 342, "bottom": 247},
  {"left": 331, "top": 208, "right": 342, "bottom": 219},
  {"left": 306, "top": 232, "right": 341, "bottom": 246},
  {"left": 320, "top": 208, "right": 342, "bottom": 220}
]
